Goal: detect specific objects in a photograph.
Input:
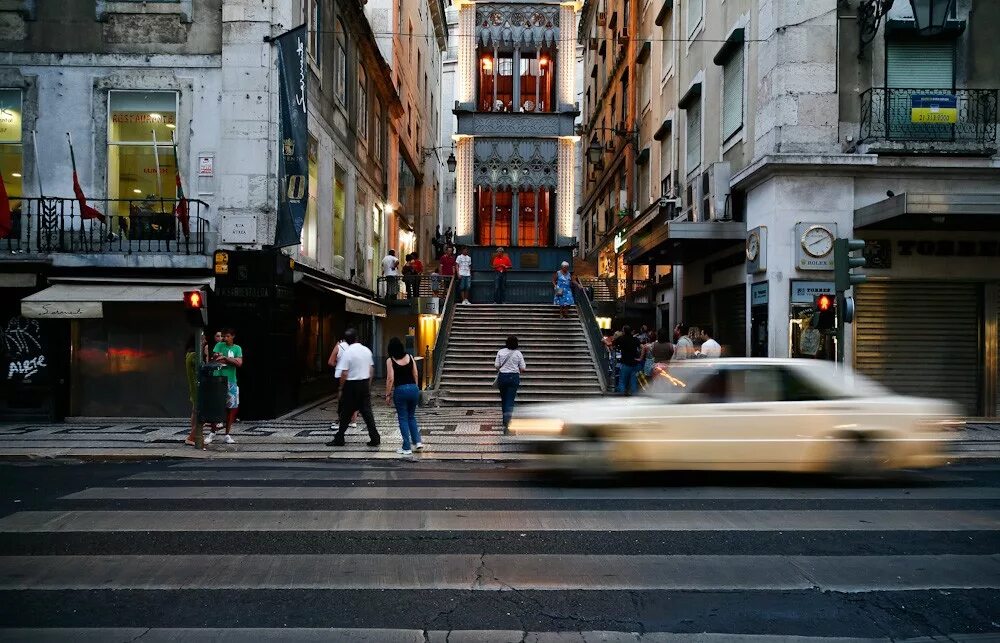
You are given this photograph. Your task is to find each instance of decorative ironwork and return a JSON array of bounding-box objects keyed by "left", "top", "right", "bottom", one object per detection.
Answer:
[
  {"left": 858, "top": 0, "right": 895, "bottom": 53},
  {"left": 475, "top": 3, "right": 560, "bottom": 48},
  {"left": 859, "top": 87, "right": 998, "bottom": 154},
  {"left": 473, "top": 139, "right": 558, "bottom": 189}
]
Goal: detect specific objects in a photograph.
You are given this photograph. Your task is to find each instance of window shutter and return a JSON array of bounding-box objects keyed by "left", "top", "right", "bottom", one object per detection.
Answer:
[
  {"left": 686, "top": 100, "right": 701, "bottom": 174},
  {"left": 721, "top": 46, "right": 744, "bottom": 140},
  {"left": 886, "top": 41, "right": 954, "bottom": 89}
]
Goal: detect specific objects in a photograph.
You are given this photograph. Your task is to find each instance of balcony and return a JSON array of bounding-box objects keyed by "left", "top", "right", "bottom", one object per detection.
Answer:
[
  {"left": 454, "top": 110, "right": 578, "bottom": 137},
  {"left": 1, "top": 196, "right": 211, "bottom": 259},
  {"left": 859, "top": 88, "right": 998, "bottom": 156}
]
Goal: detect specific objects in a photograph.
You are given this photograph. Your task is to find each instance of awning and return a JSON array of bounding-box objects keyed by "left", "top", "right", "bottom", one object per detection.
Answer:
[
  {"left": 300, "top": 273, "right": 387, "bottom": 318},
  {"left": 637, "top": 41, "right": 651, "bottom": 64},
  {"left": 855, "top": 192, "right": 1000, "bottom": 230},
  {"left": 713, "top": 27, "right": 745, "bottom": 65},
  {"left": 625, "top": 220, "right": 745, "bottom": 265},
  {"left": 654, "top": 0, "right": 673, "bottom": 26},
  {"left": 653, "top": 116, "right": 673, "bottom": 141},
  {"left": 678, "top": 75, "right": 703, "bottom": 110},
  {"left": 21, "top": 280, "right": 209, "bottom": 319}
]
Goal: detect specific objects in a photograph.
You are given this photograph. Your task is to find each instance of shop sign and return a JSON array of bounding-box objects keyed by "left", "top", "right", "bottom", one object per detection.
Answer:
[
  {"left": 863, "top": 239, "right": 892, "bottom": 269},
  {"left": 751, "top": 282, "right": 768, "bottom": 306},
  {"left": 790, "top": 280, "right": 834, "bottom": 304},
  {"left": 613, "top": 231, "right": 628, "bottom": 254},
  {"left": 21, "top": 301, "right": 103, "bottom": 319},
  {"left": 897, "top": 239, "right": 999, "bottom": 257},
  {"left": 910, "top": 94, "right": 957, "bottom": 124},
  {"left": 198, "top": 155, "right": 214, "bottom": 177},
  {"left": 273, "top": 24, "right": 309, "bottom": 248},
  {"left": 220, "top": 214, "right": 258, "bottom": 244}
]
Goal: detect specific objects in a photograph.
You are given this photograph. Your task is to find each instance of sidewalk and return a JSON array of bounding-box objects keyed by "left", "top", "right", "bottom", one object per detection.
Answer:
[{"left": 1, "top": 399, "right": 998, "bottom": 461}]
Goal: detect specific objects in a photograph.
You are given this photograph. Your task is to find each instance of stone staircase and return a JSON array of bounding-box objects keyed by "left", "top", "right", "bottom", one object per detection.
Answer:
[{"left": 436, "top": 304, "right": 606, "bottom": 405}]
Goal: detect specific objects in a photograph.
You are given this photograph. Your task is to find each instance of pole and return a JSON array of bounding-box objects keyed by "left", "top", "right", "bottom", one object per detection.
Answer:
[
  {"left": 66, "top": 132, "right": 77, "bottom": 174},
  {"left": 194, "top": 326, "right": 205, "bottom": 449},
  {"left": 835, "top": 293, "right": 846, "bottom": 366},
  {"left": 170, "top": 132, "right": 183, "bottom": 196},
  {"left": 151, "top": 129, "right": 164, "bottom": 199}
]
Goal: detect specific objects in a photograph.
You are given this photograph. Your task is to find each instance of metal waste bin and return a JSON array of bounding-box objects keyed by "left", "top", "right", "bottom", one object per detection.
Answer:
[{"left": 198, "top": 366, "right": 228, "bottom": 424}]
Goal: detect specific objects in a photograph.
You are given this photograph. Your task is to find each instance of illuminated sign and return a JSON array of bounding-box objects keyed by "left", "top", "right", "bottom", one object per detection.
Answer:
[{"left": 613, "top": 231, "right": 628, "bottom": 253}]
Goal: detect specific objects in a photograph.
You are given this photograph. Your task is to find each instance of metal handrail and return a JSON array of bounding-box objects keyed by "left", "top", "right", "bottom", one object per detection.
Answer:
[
  {"left": 576, "top": 285, "right": 611, "bottom": 392},
  {"left": 430, "top": 275, "right": 458, "bottom": 390}
]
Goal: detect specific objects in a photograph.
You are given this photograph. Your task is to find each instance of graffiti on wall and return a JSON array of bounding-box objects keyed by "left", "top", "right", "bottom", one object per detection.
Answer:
[{"left": 2, "top": 317, "right": 47, "bottom": 382}]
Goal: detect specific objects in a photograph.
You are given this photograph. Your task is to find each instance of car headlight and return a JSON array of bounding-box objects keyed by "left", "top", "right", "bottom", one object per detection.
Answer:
[{"left": 508, "top": 418, "right": 565, "bottom": 436}]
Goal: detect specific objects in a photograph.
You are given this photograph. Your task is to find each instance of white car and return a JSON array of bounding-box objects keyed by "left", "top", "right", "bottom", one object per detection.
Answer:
[{"left": 509, "top": 359, "right": 963, "bottom": 476}]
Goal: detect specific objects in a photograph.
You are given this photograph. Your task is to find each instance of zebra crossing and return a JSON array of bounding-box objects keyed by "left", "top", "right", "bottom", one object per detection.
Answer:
[{"left": 0, "top": 460, "right": 999, "bottom": 641}]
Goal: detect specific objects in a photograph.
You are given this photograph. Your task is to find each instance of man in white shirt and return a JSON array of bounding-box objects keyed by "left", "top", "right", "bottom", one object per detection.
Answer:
[
  {"left": 326, "top": 328, "right": 380, "bottom": 448},
  {"left": 673, "top": 324, "right": 695, "bottom": 361},
  {"left": 455, "top": 246, "right": 473, "bottom": 304},
  {"left": 699, "top": 326, "right": 722, "bottom": 358},
  {"left": 381, "top": 249, "right": 400, "bottom": 300},
  {"left": 327, "top": 337, "right": 357, "bottom": 432}
]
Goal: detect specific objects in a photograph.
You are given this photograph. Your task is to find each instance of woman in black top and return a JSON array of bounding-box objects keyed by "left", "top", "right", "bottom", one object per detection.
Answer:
[{"left": 385, "top": 337, "right": 423, "bottom": 455}]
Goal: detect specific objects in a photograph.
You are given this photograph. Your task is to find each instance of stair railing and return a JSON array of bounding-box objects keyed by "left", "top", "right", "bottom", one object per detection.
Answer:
[
  {"left": 429, "top": 275, "right": 458, "bottom": 390},
  {"left": 575, "top": 285, "right": 611, "bottom": 392}
]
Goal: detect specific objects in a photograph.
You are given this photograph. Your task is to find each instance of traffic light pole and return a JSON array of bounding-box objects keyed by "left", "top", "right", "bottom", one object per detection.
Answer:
[
  {"left": 836, "top": 294, "right": 846, "bottom": 365},
  {"left": 194, "top": 326, "right": 205, "bottom": 450},
  {"left": 833, "top": 238, "right": 867, "bottom": 369}
]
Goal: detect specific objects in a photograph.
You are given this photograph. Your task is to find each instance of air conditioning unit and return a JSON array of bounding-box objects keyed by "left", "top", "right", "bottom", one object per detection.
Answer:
[{"left": 700, "top": 162, "right": 732, "bottom": 221}]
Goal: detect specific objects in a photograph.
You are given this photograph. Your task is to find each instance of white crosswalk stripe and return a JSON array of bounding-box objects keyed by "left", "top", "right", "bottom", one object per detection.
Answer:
[{"left": 1, "top": 461, "right": 998, "bottom": 640}]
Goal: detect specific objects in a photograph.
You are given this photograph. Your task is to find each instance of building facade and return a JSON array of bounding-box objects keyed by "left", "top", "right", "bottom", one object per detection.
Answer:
[{"left": 0, "top": 0, "right": 399, "bottom": 420}]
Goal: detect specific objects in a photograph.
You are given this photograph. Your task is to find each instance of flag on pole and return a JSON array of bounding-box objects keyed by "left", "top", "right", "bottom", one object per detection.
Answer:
[
  {"left": 0, "top": 170, "right": 11, "bottom": 239},
  {"left": 67, "top": 132, "right": 106, "bottom": 223},
  {"left": 171, "top": 134, "right": 190, "bottom": 238}
]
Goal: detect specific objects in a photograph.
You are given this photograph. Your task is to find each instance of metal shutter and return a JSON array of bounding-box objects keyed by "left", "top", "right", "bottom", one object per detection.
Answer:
[
  {"left": 886, "top": 41, "right": 955, "bottom": 89},
  {"left": 995, "top": 285, "right": 1000, "bottom": 416},
  {"left": 855, "top": 282, "right": 980, "bottom": 415},
  {"left": 715, "top": 285, "right": 746, "bottom": 357},
  {"left": 721, "top": 46, "right": 744, "bottom": 140},
  {"left": 685, "top": 100, "right": 701, "bottom": 174}
]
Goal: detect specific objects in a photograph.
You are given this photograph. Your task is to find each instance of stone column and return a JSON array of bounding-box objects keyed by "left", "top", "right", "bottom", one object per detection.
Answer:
[
  {"left": 555, "top": 136, "right": 576, "bottom": 245},
  {"left": 557, "top": 3, "right": 577, "bottom": 110},
  {"left": 456, "top": 3, "right": 476, "bottom": 106},
  {"left": 453, "top": 136, "right": 475, "bottom": 243}
]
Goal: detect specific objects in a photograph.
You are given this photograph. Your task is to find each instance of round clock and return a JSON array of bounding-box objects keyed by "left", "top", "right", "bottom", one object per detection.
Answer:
[
  {"left": 801, "top": 225, "right": 834, "bottom": 258},
  {"left": 745, "top": 231, "right": 760, "bottom": 261}
]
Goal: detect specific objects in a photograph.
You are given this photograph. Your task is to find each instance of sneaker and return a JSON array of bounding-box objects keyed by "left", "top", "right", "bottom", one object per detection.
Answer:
[
  {"left": 224, "top": 434, "right": 236, "bottom": 444},
  {"left": 326, "top": 438, "right": 346, "bottom": 447},
  {"left": 330, "top": 423, "right": 340, "bottom": 430},
  {"left": 204, "top": 432, "right": 215, "bottom": 445},
  {"left": 184, "top": 438, "right": 196, "bottom": 447},
  {"left": 413, "top": 443, "right": 425, "bottom": 451},
  {"left": 366, "top": 440, "right": 381, "bottom": 448},
  {"left": 397, "top": 448, "right": 413, "bottom": 455},
  {"left": 462, "top": 299, "right": 470, "bottom": 305},
  {"left": 349, "top": 422, "right": 358, "bottom": 429}
]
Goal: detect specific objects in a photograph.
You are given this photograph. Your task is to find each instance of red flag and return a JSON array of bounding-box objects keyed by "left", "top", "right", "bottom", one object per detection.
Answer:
[
  {"left": 72, "top": 171, "right": 106, "bottom": 223},
  {"left": 0, "top": 170, "right": 11, "bottom": 239},
  {"left": 174, "top": 171, "right": 190, "bottom": 238}
]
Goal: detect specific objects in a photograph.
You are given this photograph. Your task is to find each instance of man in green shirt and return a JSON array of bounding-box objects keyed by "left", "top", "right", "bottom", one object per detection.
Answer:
[{"left": 207, "top": 328, "right": 243, "bottom": 444}]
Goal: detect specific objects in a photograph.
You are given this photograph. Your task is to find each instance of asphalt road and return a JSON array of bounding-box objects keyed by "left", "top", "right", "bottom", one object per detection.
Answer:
[{"left": 0, "top": 459, "right": 998, "bottom": 642}]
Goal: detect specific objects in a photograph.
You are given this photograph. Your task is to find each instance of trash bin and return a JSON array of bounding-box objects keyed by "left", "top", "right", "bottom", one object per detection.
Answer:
[{"left": 198, "top": 366, "right": 228, "bottom": 424}]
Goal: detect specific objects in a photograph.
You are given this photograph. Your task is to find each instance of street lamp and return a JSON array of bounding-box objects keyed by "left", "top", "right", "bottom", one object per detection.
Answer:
[
  {"left": 587, "top": 138, "right": 604, "bottom": 165},
  {"left": 446, "top": 152, "right": 457, "bottom": 173},
  {"left": 909, "top": 0, "right": 955, "bottom": 35}
]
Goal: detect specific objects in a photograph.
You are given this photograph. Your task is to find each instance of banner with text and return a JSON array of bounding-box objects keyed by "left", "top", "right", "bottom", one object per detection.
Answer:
[{"left": 274, "top": 25, "right": 309, "bottom": 248}]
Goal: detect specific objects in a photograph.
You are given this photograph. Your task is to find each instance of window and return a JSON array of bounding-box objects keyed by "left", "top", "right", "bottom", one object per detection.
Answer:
[
  {"left": 358, "top": 65, "right": 369, "bottom": 140},
  {"left": 519, "top": 51, "right": 555, "bottom": 112},
  {"left": 307, "top": 0, "right": 321, "bottom": 69},
  {"left": 107, "top": 90, "right": 178, "bottom": 221},
  {"left": 685, "top": 98, "right": 701, "bottom": 175},
  {"left": 372, "top": 204, "right": 384, "bottom": 288},
  {"left": 659, "top": 134, "right": 671, "bottom": 194},
  {"left": 660, "top": 9, "right": 673, "bottom": 77},
  {"left": 886, "top": 40, "right": 956, "bottom": 140},
  {"left": 333, "top": 164, "right": 347, "bottom": 262},
  {"left": 479, "top": 52, "right": 515, "bottom": 111},
  {"left": 640, "top": 57, "right": 651, "bottom": 114},
  {"left": 638, "top": 159, "right": 650, "bottom": 210},
  {"left": 0, "top": 89, "right": 23, "bottom": 199},
  {"left": 721, "top": 44, "right": 744, "bottom": 141},
  {"left": 335, "top": 20, "right": 347, "bottom": 105},
  {"left": 374, "top": 103, "right": 383, "bottom": 162},
  {"left": 301, "top": 136, "right": 319, "bottom": 258},
  {"left": 687, "top": 0, "right": 703, "bottom": 38}
]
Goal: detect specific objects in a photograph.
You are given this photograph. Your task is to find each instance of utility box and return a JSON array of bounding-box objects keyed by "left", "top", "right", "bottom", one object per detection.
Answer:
[{"left": 198, "top": 367, "right": 228, "bottom": 424}]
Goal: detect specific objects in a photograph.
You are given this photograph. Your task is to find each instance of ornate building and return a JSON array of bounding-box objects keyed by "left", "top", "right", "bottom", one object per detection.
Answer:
[{"left": 452, "top": 0, "right": 580, "bottom": 250}]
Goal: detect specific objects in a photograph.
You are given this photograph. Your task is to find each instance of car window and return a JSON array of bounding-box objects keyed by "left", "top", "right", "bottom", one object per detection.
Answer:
[
  {"left": 728, "top": 367, "right": 783, "bottom": 403},
  {"left": 779, "top": 367, "right": 832, "bottom": 401}
]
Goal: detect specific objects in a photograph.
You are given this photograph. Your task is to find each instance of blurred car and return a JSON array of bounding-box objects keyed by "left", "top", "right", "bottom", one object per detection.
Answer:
[{"left": 509, "top": 359, "right": 963, "bottom": 476}]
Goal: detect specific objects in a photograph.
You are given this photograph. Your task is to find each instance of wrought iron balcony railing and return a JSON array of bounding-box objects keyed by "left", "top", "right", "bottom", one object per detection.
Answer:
[
  {"left": 0, "top": 196, "right": 210, "bottom": 255},
  {"left": 579, "top": 277, "right": 655, "bottom": 304},
  {"left": 859, "top": 87, "right": 998, "bottom": 155}
]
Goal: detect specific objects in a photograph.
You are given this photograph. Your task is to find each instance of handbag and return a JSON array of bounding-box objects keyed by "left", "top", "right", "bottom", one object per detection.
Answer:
[{"left": 492, "top": 351, "right": 515, "bottom": 387}]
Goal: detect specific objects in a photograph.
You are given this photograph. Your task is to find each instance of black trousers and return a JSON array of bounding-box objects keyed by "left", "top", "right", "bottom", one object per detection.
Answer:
[{"left": 336, "top": 379, "right": 379, "bottom": 442}]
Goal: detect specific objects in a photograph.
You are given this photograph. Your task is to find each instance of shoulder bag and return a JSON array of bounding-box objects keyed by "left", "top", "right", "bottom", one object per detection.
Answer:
[{"left": 492, "top": 351, "right": 515, "bottom": 387}]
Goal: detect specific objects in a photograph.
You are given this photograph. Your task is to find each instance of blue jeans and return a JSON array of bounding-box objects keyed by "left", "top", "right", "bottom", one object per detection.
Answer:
[
  {"left": 494, "top": 271, "right": 507, "bottom": 304},
  {"left": 392, "top": 383, "right": 422, "bottom": 450},
  {"left": 498, "top": 372, "right": 520, "bottom": 428},
  {"left": 618, "top": 363, "right": 639, "bottom": 395}
]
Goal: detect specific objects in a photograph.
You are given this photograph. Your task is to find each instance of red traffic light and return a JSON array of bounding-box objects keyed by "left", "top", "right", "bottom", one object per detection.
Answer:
[
  {"left": 815, "top": 294, "right": 833, "bottom": 312},
  {"left": 184, "top": 290, "right": 204, "bottom": 309}
]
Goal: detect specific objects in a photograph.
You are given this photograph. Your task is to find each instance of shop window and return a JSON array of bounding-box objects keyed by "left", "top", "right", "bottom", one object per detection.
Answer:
[
  {"left": 301, "top": 136, "right": 318, "bottom": 258},
  {"left": 358, "top": 65, "right": 369, "bottom": 140},
  {"left": 107, "top": 90, "right": 178, "bottom": 221},
  {"left": 333, "top": 164, "right": 347, "bottom": 264},
  {"left": 0, "top": 89, "right": 23, "bottom": 199}
]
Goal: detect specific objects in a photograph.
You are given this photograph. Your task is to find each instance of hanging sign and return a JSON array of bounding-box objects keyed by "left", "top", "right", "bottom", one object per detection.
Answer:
[
  {"left": 273, "top": 25, "right": 309, "bottom": 248},
  {"left": 910, "top": 94, "right": 958, "bottom": 124}
]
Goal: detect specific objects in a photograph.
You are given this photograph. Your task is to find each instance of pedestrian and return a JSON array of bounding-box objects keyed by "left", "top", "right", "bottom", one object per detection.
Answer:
[
  {"left": 183, "top": 334, "right": 207, "bottom": 447},
  {"left": 651, "top": 327, "right": 675, "bottom": 364},
  {"left": 384, "top": 337, "right": 424, "bottom": 456},
  {"left": 327, "top": 334, "right": 358, "bottom": 433},
  {"left": 495, "top": 335, "right": 527, "bottom": 431},
  {"left": 382, "top": 249, "right": 400, "bottom": 300},
  {"left": 207, "top": 328, "right": 242, "bottom": 444},
  {"left": 638, "top": 324, "right": 651, "bottom": 344},
  {"left": 613, "top": 324, "right": 643, "bottom": 396},
  {"left": 699, "top": 325, "right": 722, "bottom": 358},
  {"left": 439, "top": 245, "right": 457, "bottom": 295},
  {"left": 492, "top": 246, "right": 512, "bottom": 304},
  {"left": 411, "top": 253, "right": 424, "bottom": 296},
  {"left": 430, "top": 266, "right": 442, "bottom": 298},
  {"left": 552, "top": 261, "right": 575, "bottom": 318},
  {"left": 445, "top": 226, "right": 454, "bottom": 246},
  {"left": 401, "top": 253, "right": 415, "bottom": 299},
  {"left": 673, "top": 324, "right": 695, "bottom": 361},
  {"left": 456, "top": 245, "right": 473, "bottom": 304},
  {"left": 326, "top": 328, "right": 380, "bottom": 448}
]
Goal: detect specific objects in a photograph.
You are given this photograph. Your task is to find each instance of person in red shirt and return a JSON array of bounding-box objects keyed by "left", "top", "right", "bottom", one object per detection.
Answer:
[
  {"left": 438, "top": 246, "right": 457, "bottom": 298},
  {"left": 492, "top": 246, "right": 512, "bottom": 304}
]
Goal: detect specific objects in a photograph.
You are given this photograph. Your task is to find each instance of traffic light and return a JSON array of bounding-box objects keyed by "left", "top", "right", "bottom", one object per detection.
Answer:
[
  {"left": 183, "top": 289, "right": 208, "bottom": 327},
  {"left": 814, "top": 294, "right": 835, "bottom": 330},
  {"left": 834, "top": 238, "right": 867, "bottom": 292}
]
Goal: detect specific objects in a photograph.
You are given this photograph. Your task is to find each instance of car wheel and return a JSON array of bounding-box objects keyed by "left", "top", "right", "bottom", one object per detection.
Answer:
[
  {"left": 560, "top": 436, "right": 614, "bottom": 483},
  {"left": 830, "top": 434, "right": 886, "bottom": 479}
]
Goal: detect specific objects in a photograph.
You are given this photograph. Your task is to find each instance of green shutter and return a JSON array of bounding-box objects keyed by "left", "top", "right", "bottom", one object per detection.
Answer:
[
  {"left": 886, "top": 41, "right": 954, "bottom": 89},
  {"left": 686, "top": 100, "right": 701, "bottom": 174},
  {"left": 721, "top": 46, "right": 744, "bottom": 140}
]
